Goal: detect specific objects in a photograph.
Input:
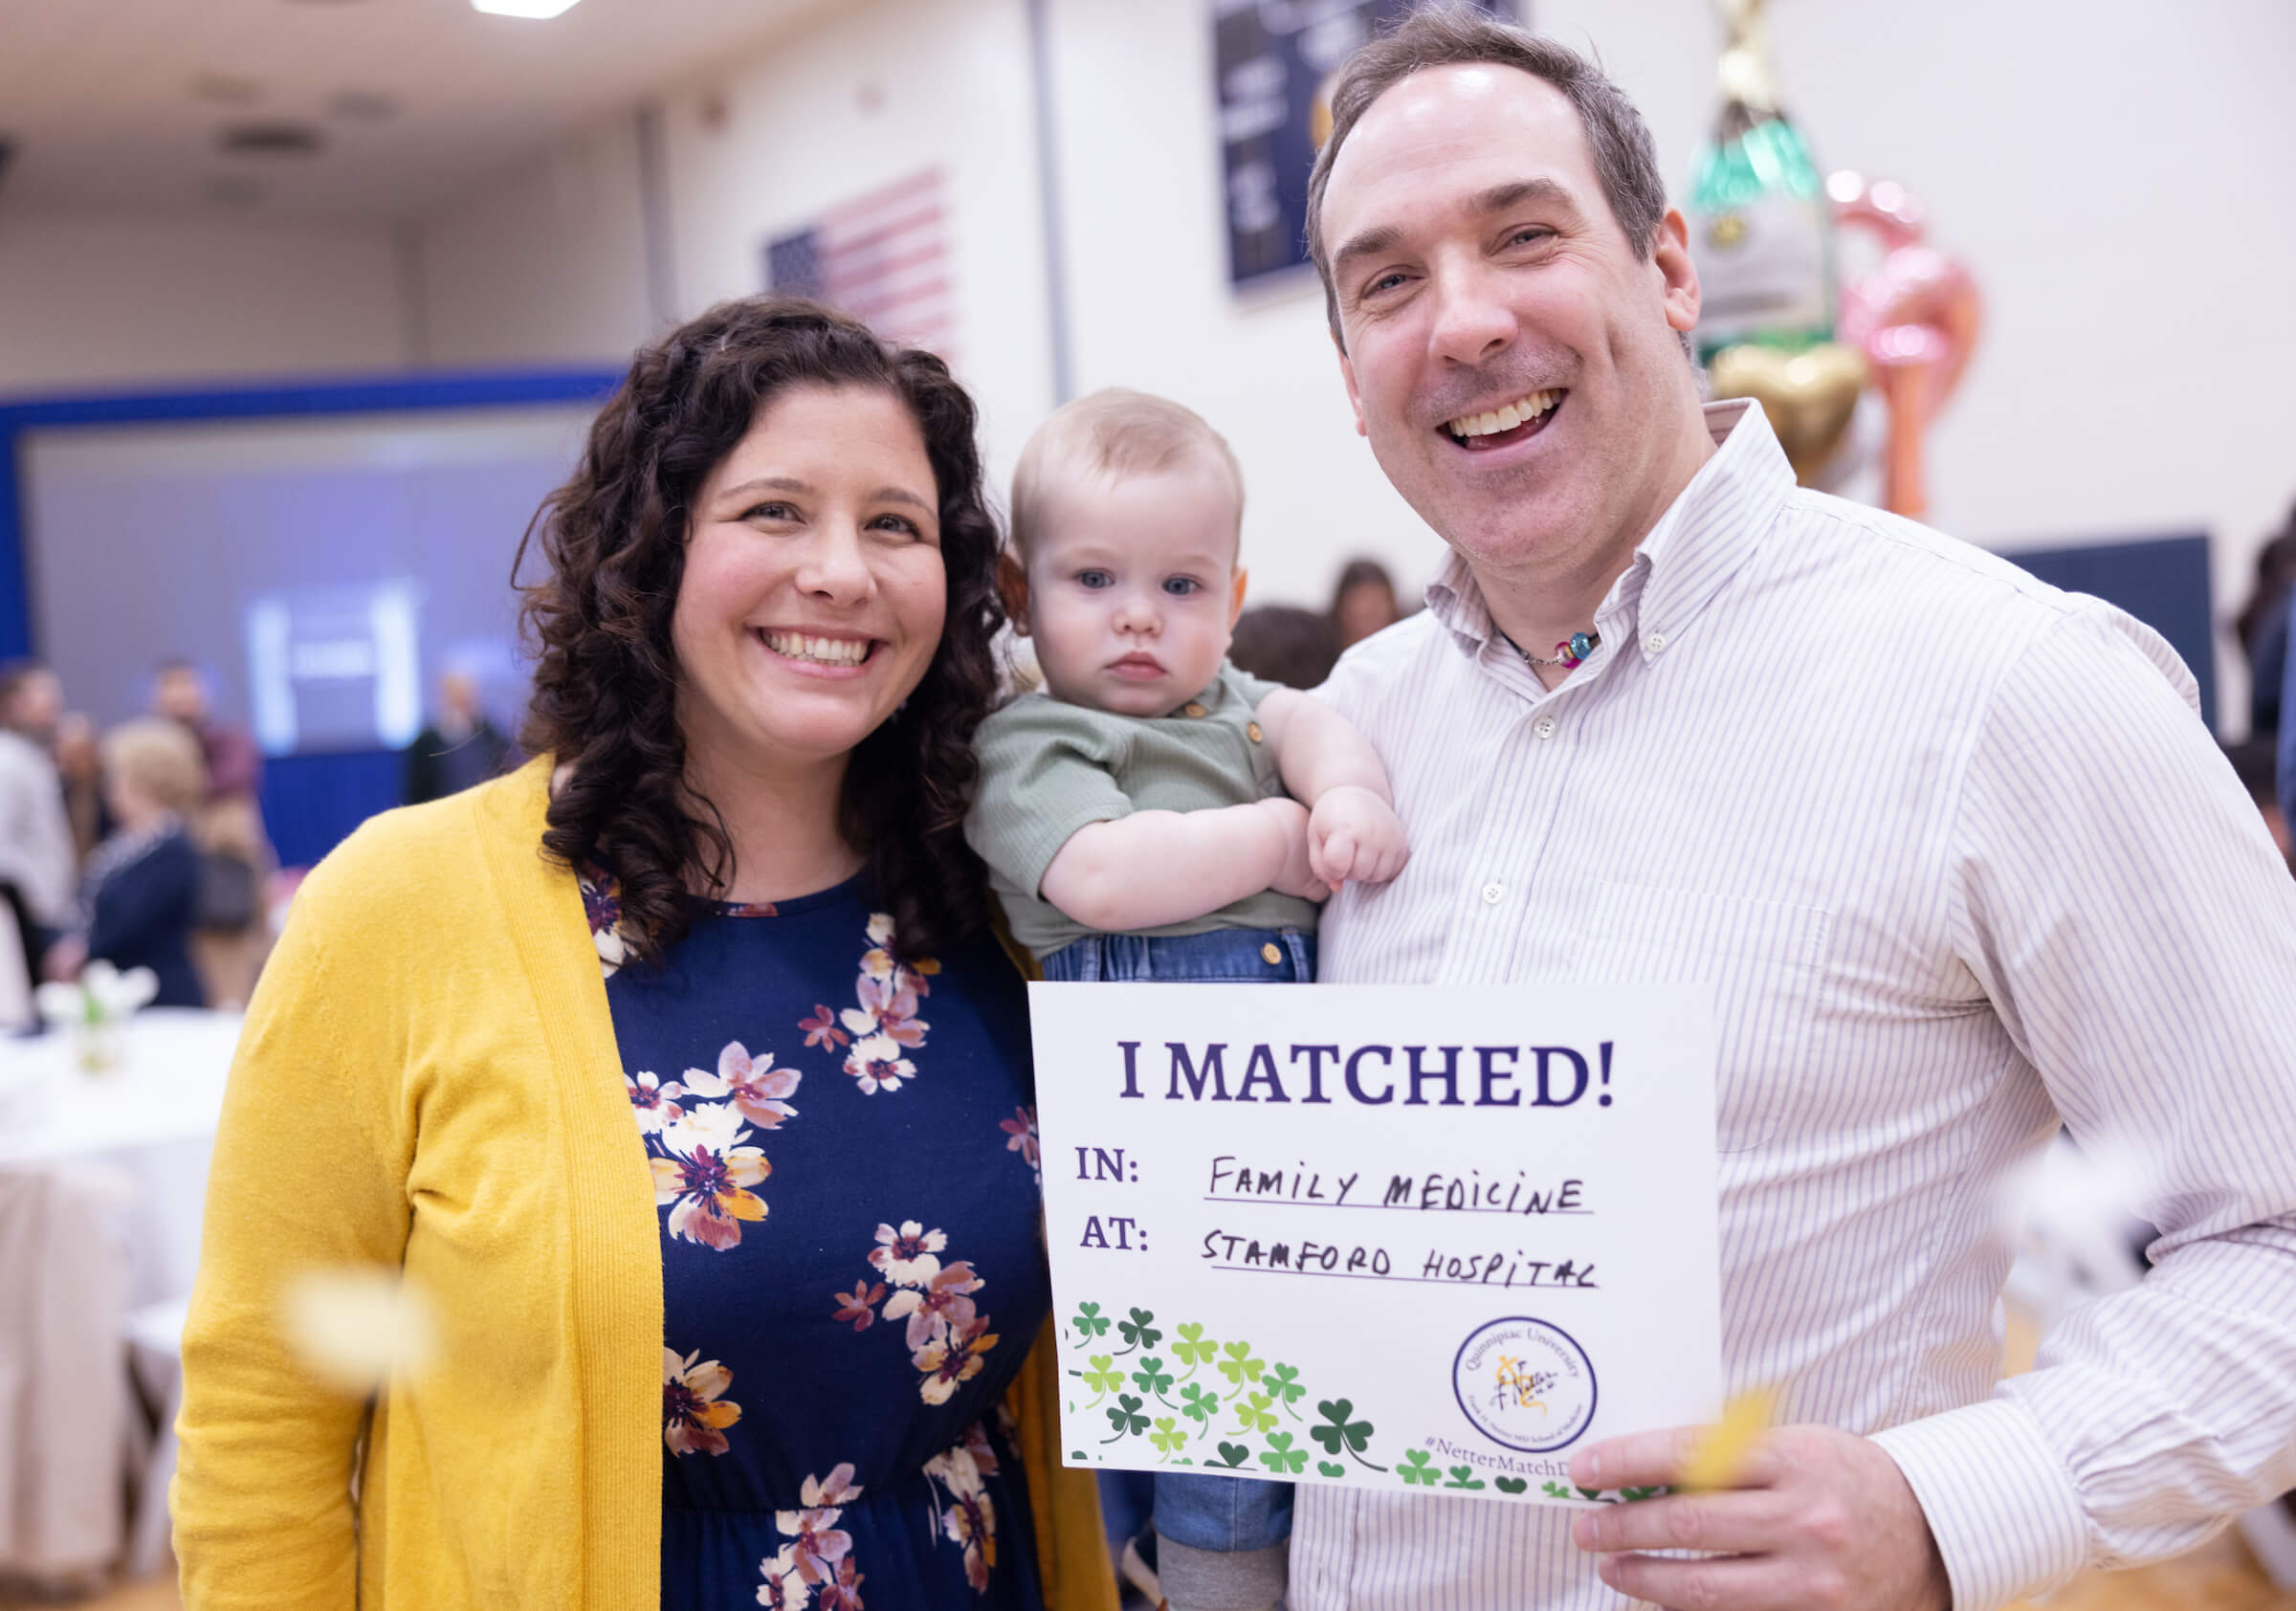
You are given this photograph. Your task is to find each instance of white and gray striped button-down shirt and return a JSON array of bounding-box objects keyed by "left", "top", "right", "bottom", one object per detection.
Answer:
[{"left": 1293, "top": 399, "right": 2296, "bottom": 1610}]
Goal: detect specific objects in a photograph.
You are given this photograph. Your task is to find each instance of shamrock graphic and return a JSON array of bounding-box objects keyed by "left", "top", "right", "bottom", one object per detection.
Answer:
[
  {"left": 1171, "top": 1322, "right": 1218, "bottom": 1379},
  {"left": 1317, "top": 1460, "right": 1347, "bottom": 1479},
  {"left": 1542, "top": 1481, "right": 1573, "bottom": 1500},
  {"left": 1071, "top": 1301, "right": 1112, "bottom": 1341},
  {"left": 1178, "top": 1381, "right": 1220, "bottom": 1435},
  {"left": 1264, "top": 1361, "right": 1306, "bottom": 1418},
  {"left": 1308, "top": 1399, "right": 1386, "bottom": 1471},
  {"left": 1115, "top": 1306, "right": 1162, "bottom": 1355},
  {"left": 1396, "top": 1448, "right": 1440, "bottom": 1487},
  {"left": 1494, "top": 1476, "right": 1529, "bottom": 1494},
  {"left": 1149, "top": 1417, "right": 1186, "bottom": 1459},
  {"left": 1258, "top": 1431, "right": 1308, "bottom": 1474},
  {"left": 1131, "top": 1356, "right": 1175, "bottom": 1401},
  {"left": 1073, "top": 1354, "right": 1122, "bottom": 1402},
  {"left": 1443, "top": 1465, "right": 1488, "bottom": 1490},
  {"left": 1103, "top": 1393, "right": 1149, "bottom": 1441},
  {"left": 1215, "top": 1340, "right": 1266, "bottom": 1397},
  {"left": 1233, "top": 1392, "right": 1277, "bottom": 1436},
  {"left": 1210, "top": 1442, "right": 1252, "bottom": 1469}
]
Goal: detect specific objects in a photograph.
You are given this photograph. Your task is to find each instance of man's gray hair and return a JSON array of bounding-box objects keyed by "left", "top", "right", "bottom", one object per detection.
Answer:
[{"left": 1305, "top": 6, "right": 1669, "bottom": 349}]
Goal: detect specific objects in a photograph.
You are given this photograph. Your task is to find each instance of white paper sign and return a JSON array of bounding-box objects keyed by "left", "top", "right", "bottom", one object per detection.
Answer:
[{"left": 1031, "top": 981, "right": 1721, "bottom": 1507}]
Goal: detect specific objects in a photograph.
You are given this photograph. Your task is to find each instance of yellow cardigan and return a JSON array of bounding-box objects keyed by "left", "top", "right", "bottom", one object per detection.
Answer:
[{"left": 173, "top": 757, "right": 1115, "bottom": 1611}]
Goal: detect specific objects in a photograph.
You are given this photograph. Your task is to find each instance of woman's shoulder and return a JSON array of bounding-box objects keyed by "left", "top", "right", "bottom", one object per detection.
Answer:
[{"left": 298, "top": 761, "right": 555, "bottom": 928}]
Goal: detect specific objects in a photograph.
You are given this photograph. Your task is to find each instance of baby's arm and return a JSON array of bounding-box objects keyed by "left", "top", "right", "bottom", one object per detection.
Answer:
[
  {"left": 1039, "top": 798, "right": 1327, "bottom": 933},
  {"left": 1253, "top": 689, "right": 1410, "bottom": 890}
]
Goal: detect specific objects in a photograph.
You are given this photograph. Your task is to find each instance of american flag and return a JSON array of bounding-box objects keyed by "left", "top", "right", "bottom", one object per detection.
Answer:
[{"left": 764, "top": 168, "right": 954, "bottom": 358}]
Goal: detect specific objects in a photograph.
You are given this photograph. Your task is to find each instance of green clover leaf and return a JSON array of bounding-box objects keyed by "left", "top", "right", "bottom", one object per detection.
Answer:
[
  {"left": 1103, "top": 1393, "right": 1149, "bottom": 1441},
  {"left": 1115, "top": 1306, "right": 1162, "bottom": 1354},
  {"left": 1576, "top": 1486, "right": 1605, "bottom": 1502},
  {"left": 1212, "top": 1441, "right": 1252, "bottom": 1468},
  {"left": 1149, "top": 1417, "right": 1185, "bottom": 1458},
  {"left": 1131, "top": 1356, "right": 1175, "bottom": 1400},
  {"left": 1542, "top": 1481, "right": 1572, "bottom": 1500},
  {"left": 1620, "top": 1486, "right": 1667, "bottom": 1502},
  {"left": 1308, "top": 1399, "right": 1384, "bottom": 1469},
  {"left": 1258, "top": 1430, "right": 1308, "bottom": 1474},
  {"left": 1265, "top": 1361, "right": 1306, "bottom": 1416},
  {"left": 1316, "top": 1460, "right": 1347, "bottom": 1479},
  {"left": 1233, "top": 1392, "right": 1277, "bottom": 1435},
  {"left": 1494, "top": 1476, "right": 1529, "bottom": 1494},
  {"left": 1216, "top": 1340, "right": 1266, "bottom": 1396},
  {"left": 1074, "top": 1354, "right": 1121, "bottom": 1401},
  {"left": 1443, "top": 1465, "right": 1487, "bottom": 1490},
  {"left": 1178, "top": 1381, "right": 1219, "bottom": 1430},
  {"left": 1171, "top": 1322, "right": 1217, "bottom": 1377},
  {"left": 1396, "top": 1448, "right": 1439, "bottom": 1487},
  {"left": 1071, "top": 1301, "right": 1112, "bottom": 1340}
]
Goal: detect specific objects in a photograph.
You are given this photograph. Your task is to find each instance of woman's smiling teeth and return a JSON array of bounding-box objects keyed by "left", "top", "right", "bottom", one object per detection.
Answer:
[
  {"left": 760, "top": 629, "right": 872, "bottom": 666},
  {"left": 1445, "top": 388, "right": 1562, "bottom": 440}
]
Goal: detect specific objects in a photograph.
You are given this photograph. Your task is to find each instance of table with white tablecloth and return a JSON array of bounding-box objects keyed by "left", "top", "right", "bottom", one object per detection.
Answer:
[{"left": 0, "top": 1007, "right": 241, "bottom": 1583}]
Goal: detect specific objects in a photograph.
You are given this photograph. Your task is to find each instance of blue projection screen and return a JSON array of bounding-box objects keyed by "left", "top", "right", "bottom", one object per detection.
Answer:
[{"left": 22, "top": 404, "right": 596, "bottom": 747}]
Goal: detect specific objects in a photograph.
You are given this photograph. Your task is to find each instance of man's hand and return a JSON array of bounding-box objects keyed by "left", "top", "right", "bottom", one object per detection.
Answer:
[
  {"left": 1255, "top": 796, "right": 1331, "bottom": 902},
  {"left": 1306, "top": 784, "right": 1409, "bottom": 889},
  {"left": 1569, "top": 1423, "right": 1951, "bottom": 1611}
]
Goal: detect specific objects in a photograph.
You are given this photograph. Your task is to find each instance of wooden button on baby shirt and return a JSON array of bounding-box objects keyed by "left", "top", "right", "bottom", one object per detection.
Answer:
[
  {"left": 1182, "top": 701, "right": 1208, "bottom": 717},
  {"left": 1247, "top": 722, "right": 1264, "bottom": 742}
]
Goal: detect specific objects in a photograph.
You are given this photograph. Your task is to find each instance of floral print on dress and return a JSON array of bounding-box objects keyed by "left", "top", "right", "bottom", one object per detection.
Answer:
[
  {"left": 808, "top": 914, "right": 940, "bottom": 1096},
  {"left": 921, "top": 1423, "right": 1004, "bottom": 1594},
  {"left": 579, "top": 862, "right": 630, "bottom": 979},
  {"left": 651, "top": 1095, "right": 771, "bottom": 1249},
  {"left": 627, "top": 1070, "right": 686, "bottom": 1133},
  {"left": 763, "top": 1464, "right": 864, "bottom": 1606},
  {"left": 840, "top": 1222, "right": 1004, "bottom": 1405},
  {"left": 690, "top": 1041, "right": 802, "bottom": 1131},
  {"left": 664, "top": 1346, "right": 741, "bottom": 1456},
  {"left": 998, "top": 1107, "right": 1040, "bottom": 1185}
]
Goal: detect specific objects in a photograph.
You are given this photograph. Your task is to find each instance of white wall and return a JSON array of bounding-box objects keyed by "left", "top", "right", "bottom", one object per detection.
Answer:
[
  {"left": 0, "top": 210, "right": 408, "bottom": 394},
  {"left": 410, "top": 0, "right": 2296, "bottom": 728},
  {"left": 412, "top": 116, "right": 655, "bottom": 370}
]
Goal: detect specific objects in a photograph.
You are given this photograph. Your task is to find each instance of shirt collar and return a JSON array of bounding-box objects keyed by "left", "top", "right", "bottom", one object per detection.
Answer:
[{"left": 1424, "top": 398, "right": 1795, "bottom": 663}]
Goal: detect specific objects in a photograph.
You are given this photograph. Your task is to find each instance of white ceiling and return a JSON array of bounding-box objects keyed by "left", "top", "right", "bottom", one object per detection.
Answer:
[{"left": 0, "top": 0, "right": 842, "bottom": 221}]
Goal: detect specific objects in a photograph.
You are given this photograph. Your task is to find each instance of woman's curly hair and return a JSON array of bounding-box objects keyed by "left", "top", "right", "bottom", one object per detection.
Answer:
[{"left": 517, "top": 296, "right": 1004, "bottom": 964}]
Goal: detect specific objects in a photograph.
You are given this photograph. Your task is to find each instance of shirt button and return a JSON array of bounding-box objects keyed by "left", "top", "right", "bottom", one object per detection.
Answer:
[
  {"left": 1645, "top": 631, "right": 1668, "bottom": 653},
  {"left": 1260, "top": 942, "right": 1282, "bottom": 965},
  {"left": 1247, "top": 721, "right": 1264, "bottom": 743},
  {"left": 1481, "top": 881, "right": 1505, "bottom": 905},
  {"left": 1533, "top": 716, "right": 1557, "bottom": 739},
  {"left": 1183, "top": 702, "right": 1208, "bottom": 718}
]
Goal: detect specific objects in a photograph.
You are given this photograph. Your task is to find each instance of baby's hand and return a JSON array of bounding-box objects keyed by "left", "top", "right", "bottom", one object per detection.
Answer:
[
  {"left": 1308, "top": 785, "right": 1410, "bottom": 889},
  {"left": 1255, "top": 796, "right": 1332, "bottom": 902}
]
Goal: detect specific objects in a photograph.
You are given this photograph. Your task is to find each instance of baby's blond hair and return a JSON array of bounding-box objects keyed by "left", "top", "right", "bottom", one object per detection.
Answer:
[{"left": 1009, "top": 388, "right": 1245, "bottom": 561}]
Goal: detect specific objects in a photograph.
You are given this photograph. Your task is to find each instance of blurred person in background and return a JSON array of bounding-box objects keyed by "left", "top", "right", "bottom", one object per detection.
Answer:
[
  {"left": 1226, "top": 604, "right": 1342, "bottom": 690},
  {"left": 403, "top": 668, "right": 515, "bottom": 804},
  {"left": 151, "top": 657, "right": 274, "bottom": 1006},
  {"left": 0, "top": 661, "right": 77, "bottom": 984},
  {"left": 43, "top": 717, "right": 207, "bottom": 1009},
  {"left": 52, "top": 713, "right": 110, "bottom": 862},
  {"left": 1328, "top": 556, "right": 1402, "bottom": 647},
  {"left": 173, "top": 298, "right": 1112, "bottom": 1611},
  {"left": 2233, "top": 507, "right": 2294, "bottom": 741}
]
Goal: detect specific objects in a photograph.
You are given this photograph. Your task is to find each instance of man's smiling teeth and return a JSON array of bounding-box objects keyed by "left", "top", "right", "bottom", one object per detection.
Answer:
[
  {"left": 761, "top": 629, "right": 870, "bottom": 666},
  {"left": 1445, "top": 389, "right": 1561, "bottom": 439}
]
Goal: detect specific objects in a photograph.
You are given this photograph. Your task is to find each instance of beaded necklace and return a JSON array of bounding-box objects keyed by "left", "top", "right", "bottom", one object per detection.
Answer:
[{"left": 1517, "top": 629, "right": 1601, "bottom": 672}]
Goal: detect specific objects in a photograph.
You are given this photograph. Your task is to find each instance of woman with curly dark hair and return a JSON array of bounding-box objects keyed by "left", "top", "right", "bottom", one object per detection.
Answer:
[{"left": 173, "top": 298, "right": 1115, "bottom": 1611}]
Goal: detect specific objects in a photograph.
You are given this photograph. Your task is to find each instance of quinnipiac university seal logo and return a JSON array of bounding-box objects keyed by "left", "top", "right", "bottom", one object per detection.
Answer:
[{"left": 1452, "top": 1316, "right": 1598, "bottom": 1453}]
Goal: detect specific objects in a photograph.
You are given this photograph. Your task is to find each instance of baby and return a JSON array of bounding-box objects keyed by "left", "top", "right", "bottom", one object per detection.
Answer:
[{"left": 965, "top": 388, "right": 1408, "bottom": 1611}]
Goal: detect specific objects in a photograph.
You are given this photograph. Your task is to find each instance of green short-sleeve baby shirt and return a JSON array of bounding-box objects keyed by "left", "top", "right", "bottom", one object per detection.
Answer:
[{"left": 966, "top": 662, "right": 1322, "bottom": 960}]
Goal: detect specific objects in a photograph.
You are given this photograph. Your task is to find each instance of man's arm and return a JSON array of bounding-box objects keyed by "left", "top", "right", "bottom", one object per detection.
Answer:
[
  {"left": 1038, "top": 797, "right": 1323, "bottom": 933},
  {"left": 1254, "top": 688, "right": 1409, "bottom": 889}
]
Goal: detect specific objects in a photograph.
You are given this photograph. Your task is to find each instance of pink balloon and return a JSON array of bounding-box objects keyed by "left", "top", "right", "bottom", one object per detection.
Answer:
[{"left": 1830, "top": 173, "right": 1982, "bottom": 518}]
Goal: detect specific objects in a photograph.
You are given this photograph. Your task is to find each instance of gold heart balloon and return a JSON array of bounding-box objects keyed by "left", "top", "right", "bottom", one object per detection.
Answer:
[{"left": 1708, "top": 342, "right": 1867, "bottom": 484}]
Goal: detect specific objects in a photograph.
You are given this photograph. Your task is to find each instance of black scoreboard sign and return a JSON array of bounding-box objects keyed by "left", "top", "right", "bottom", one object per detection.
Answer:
[{"left": 1212, "top": 0, "right": 1519, "bottom": 291}]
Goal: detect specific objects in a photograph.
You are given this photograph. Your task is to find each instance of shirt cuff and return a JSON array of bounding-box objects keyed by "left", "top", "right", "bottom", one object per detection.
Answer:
[{"left": 1870, "top": 1396, "right": 2091, "bottom": 1611}]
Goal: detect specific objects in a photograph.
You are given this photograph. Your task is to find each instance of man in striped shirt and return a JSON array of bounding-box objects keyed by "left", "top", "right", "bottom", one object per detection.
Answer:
[{"left": 1160, "top": 11, "right": 2296, "bottom": 1611}]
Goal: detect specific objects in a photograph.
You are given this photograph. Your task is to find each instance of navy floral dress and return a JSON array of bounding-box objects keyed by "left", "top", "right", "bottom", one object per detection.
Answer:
[{"left": 585, "top": 867, "right": 1049, "bottom": 1611}]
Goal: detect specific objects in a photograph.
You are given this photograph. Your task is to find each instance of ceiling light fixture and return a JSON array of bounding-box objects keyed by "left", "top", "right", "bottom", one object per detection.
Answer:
[{"left": 471, "top": 0, "right": 585, "bottom": 17}]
